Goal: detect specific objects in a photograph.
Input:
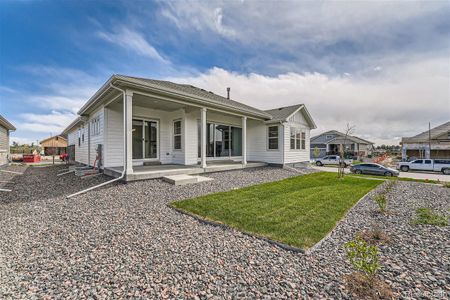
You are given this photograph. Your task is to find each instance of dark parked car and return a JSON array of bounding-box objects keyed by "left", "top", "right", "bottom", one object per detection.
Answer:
[{"left": 350, "top": 163, "right": 399, "bottom": 177}]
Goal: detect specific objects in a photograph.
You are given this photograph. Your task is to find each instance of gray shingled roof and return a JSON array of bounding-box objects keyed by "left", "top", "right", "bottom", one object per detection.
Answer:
[
  {"left": 311, "top": 130, "right": 374, "bottom": 145},
  {"left": 114, "top": 75, "right": 272, "bottom": 119},
  {"left": 0, "top": 114, "right": 16, "bottom": 131},
  {"left": 402, "top": 121, "right": 450, "bottom": 143},
  {"left": 264, "top": 104, "right": 303, "bottom": 122}
]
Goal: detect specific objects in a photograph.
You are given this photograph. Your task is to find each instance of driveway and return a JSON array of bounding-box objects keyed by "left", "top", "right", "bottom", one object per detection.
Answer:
[
  {"left": 1, "top": 165, "right": 448, "bottom": 298},
  {"left": 312, "top": 165, "right": 450, "bottom": 182}
]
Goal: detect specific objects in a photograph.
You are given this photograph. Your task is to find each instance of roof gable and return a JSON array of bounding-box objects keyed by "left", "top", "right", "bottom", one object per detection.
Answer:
[{"left": 264, "top": 104, "right": 317, "bottom": 128}]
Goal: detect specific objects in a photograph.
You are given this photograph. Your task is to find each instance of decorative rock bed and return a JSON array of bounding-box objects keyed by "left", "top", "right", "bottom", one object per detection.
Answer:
[{"left": 0, "top": 165, "right": 448, "bottom": 298}]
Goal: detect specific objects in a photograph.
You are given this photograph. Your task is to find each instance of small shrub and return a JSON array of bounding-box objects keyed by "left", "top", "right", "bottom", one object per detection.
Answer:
[
  {"left": 442, "top": 182, "right": 450, "bottom": 188},
  {"left": 413, "top": 208, "right": 448, "bottom": 227},
  {"left": 344, "top": 237, "right": 380, "bottom": 282},
  {"left": 344, "top": 272, "right": 394, "bottom": 300},
  {"left": 373, "top": 194, "right": 387, "bottom": 213},
  {"left": 385, "top": 179, "right": 397, "bottom": 191},
  {"left": 358, "top": 224, "right": 390, "bottom": 245}
]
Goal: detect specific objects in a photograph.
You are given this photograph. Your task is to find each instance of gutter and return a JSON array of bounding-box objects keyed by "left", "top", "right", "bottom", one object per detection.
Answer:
[{"left": 66, "top": 83, "right": 128, "bottom": 198}]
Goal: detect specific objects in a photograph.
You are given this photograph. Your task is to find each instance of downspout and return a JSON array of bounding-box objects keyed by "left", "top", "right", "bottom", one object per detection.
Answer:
[{"left": 66, "top": 83, "right": 127, "bottom": 198}]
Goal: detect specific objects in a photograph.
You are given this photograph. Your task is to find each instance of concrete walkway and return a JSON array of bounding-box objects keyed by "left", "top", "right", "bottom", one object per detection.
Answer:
[{"left": 312, "top": 166, "right": 450, "bottom": 182}]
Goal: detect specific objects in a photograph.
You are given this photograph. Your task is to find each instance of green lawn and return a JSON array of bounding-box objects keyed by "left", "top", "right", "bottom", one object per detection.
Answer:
[{"left": 171, "top": 172, "right": 381, "bottom": 249}]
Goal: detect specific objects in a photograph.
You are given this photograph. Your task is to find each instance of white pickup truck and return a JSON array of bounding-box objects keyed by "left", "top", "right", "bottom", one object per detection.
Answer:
[
  {"left": 398, "top": 159, "right": 450, "bottom": 175},
  {"left": 315, "top": 155, "right": 353, "bottom": 167}
]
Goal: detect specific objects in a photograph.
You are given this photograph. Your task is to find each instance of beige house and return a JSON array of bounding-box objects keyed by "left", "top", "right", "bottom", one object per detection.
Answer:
[
  {"left": 0, "top": 115, "right": 16, "bottom": 166},
  {"left": 62, "top": 75, "right": 317, "bottom": 181},
  {"left": 401, "top": 121, "right": 450, "bottom": 160},
  {"left": 40, "top": 135, "right": 68, "bottom": 155}
]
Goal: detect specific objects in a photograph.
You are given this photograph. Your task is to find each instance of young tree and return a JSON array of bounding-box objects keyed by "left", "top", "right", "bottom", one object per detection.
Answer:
[
  {"left": 338, "top": 123, "right": 355, "bottom": 179},
  {"left": 313, "top": 147, "right": 320, "bottom": 158}
]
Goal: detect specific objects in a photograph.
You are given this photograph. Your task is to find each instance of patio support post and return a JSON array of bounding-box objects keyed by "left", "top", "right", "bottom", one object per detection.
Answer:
[
  {"left": 125, "top": 90, "right": 133, "bottom": 175},
  {"left": 201, "top": 107, "right": 207, "bottom": 168},
  {"left": 242, "top": 116, "right": 247, "bottom": 166}
]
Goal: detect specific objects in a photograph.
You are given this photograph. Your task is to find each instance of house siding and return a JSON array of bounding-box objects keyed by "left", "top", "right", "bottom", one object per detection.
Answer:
[
  {"left": 0, "top": 125, "right": 9, "bottom": 165},
  {"left": 283, "top": 111, "right": 311, "bottom": 164},
  {"left": 104, "top": 103, "right": 124, "bottom": 168},
  {"left": 247, "top": 120, "right": 283, "bottom": 164},
  {"left": 88, "top": 107, "right": 105, "bottom": 167}
]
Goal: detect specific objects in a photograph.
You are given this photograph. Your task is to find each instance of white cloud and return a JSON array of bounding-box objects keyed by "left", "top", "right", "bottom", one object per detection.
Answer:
[
  {"left": 167, "top": 55, "right": 449, "bottom": 145},
  {"left": 160, "top": 1, "right": 446, "bottom": 45},
  {"left": 97, "top": 27, "right": 169, "bottom": 63},
  {"left": 7, "top": 65, "right": 100, "bottom": 141}
]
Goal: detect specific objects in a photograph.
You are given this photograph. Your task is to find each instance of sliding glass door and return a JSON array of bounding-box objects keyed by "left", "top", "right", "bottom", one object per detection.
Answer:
[
  {"left": 132, "top": 119, "right": 158, "bottom": 160},
  {"left": 198, "top": 122, "right": 242, "bottom": 158}
]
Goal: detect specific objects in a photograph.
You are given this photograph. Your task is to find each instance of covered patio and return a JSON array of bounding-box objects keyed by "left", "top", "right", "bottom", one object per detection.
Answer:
[{"left": 105, "top": 161, "right": 267, "bottom": 181}]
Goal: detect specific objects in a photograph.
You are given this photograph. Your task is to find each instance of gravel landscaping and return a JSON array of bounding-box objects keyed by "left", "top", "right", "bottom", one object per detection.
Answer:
[{"left": 0, "top": 164, "right": 449, "bottom": 299}]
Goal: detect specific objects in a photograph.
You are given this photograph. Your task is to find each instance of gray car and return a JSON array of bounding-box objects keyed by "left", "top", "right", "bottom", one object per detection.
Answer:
[{"left": 350, "top": 163, "right": 399, "bottom": 177}]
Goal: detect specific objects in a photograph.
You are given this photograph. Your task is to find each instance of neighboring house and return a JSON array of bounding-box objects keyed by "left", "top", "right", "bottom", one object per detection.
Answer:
[
  {"left": 0, "top": 115, "right": 16, "bottom": 166},
  {"left": 310, "top": 130, "right": 374, "bottom": 159},
  {"left": 62, "top": 75, "right": 316, "bottom": 181},
  {"left": 40, "top": 135, "right": 68, "bottom": 156},
  {"left": 401, "top": 121, "right": 450, "bottom": 160}
]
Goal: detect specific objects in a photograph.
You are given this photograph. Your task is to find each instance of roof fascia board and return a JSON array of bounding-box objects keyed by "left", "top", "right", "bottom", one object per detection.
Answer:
[
  {"left": 132, "top": 89, "right": 265, "bottom": 120},
  {"left": 77, "top": 76, "right": 115, "bottom": 115},
  {"left": 115, "top": 80, "right": 270, "bottom": 120},
  {"left": 0, "top": 116, "right": 16, "bottom": 131}
]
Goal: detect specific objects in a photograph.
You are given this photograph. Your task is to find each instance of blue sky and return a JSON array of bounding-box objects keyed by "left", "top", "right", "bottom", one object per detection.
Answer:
[{"left": 1, "top": 0, "right": 449, "bottom": 145}]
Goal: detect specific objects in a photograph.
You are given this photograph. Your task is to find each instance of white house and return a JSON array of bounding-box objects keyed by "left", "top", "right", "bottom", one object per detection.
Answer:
[
  {"left": 62, "top": 75, "right": 316, "bottom": 181},
  {"left": 0, "top": 115, "right": 16, "bottom": 166}
]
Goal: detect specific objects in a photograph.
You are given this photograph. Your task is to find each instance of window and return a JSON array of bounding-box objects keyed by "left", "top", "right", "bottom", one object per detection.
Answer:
[
  {"left": 412, "top": 160, "right": 423, "bottom": 164},
  {"left": 326, "top": 135, "right": 334, "bottom": 139},
  {"left": 290, "top": 127, "right": 295, "bottom": 150},
  {"left": 78, "top": 128, "right": 81, "bottom": 147},
  {"left": 424, "top": 160, "right": 432, "bottom": 164},
  {"left": 197, "top": 121, "right": 242, "bottom": 158},
  {"left": 301, "top": 132, "right": 306, "bottom": 149},
  {"left": 268, "top": 126, "right": 279, "bottom": 150},
  {"left": 90, "top": 116, "right": 100, "bottom": 136},
  {"left": 290, "top": 127, "right": 305, "bottom": 150},
  {"left": 173, "top": 120, "right": 182, "bottom": 150},
  {"left": 81, "top": 126, "right": 85, "bottom": 143}
]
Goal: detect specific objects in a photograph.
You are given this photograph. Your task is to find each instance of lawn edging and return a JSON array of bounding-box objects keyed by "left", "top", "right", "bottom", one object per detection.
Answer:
[
  {"left": 304, "top": 181, "right": 388, "bottom": 255},
  {"left": 169, "top": 204, "right": 306, "bottom": 254}
]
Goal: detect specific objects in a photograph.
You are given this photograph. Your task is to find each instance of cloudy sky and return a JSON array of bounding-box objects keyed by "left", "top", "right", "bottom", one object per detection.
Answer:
[{"left": 1, "top": 0, "right": 449, "bottom": 145}]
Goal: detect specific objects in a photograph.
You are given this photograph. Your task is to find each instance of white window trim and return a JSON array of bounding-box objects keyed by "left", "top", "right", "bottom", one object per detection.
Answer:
[
  {"left": 301, "top": 131, "right": 306, "bottom": 150},
  {"left": 90, "top": 116, "right": 100, "bottom": 136},
  {"left": 267, "top": 125, "right": 279, "bottom": 151},
  {"left": 290, "top": 127, "right": 306, "bottom": 151},
  {"left": 173, "top": 119, "right": 182, "bottom": 151}
]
